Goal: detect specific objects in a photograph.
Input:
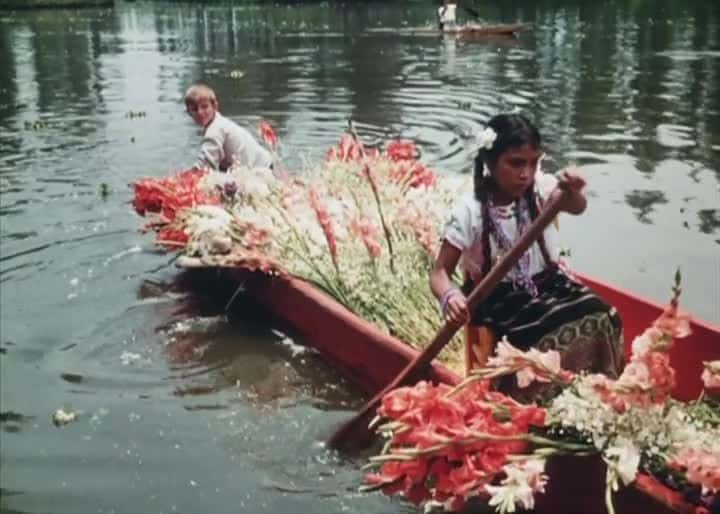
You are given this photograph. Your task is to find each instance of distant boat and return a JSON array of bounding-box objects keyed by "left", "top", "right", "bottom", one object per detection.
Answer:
[
  {"left": 366, "top": 22, "right": 530, "bottom": 38},
  {"left": 0, "top": 0, "right": 113, "bottom": 8}
]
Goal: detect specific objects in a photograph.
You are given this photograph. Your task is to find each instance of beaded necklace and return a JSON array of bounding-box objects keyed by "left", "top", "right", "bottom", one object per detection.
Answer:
[{"left": 486, "top": 194, "right": 539, "bottom": 297}]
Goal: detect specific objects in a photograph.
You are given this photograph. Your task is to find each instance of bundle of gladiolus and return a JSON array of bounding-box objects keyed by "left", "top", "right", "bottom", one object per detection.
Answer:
[
  {"left": 364, "top": 276, "right": 720, "bottom": 514},
  {"left": 131, "top": 124, "right": 469, "bottom": 368},
  {"left": 325, "top": 136, "right": 436, "bottom": 189},
  {"left": 132, "top": 167, "right": 219, "bottom": 221}
]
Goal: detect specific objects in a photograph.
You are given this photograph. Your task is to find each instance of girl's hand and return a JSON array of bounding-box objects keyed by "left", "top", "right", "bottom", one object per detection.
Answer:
[
  {"left": 444, "top": 291, "right": 470, "bottom": 326},
  {"left": 558, "top": 168, "right": 586, "bottom": 192},
  {"left": 557, "top": 168, "right": 587, "bottom": 215}
]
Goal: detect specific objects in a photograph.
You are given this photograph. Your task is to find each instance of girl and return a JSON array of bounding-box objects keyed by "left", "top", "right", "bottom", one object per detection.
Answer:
[{"left": 430, "top": 114, "right": 623, "bottom": 384}]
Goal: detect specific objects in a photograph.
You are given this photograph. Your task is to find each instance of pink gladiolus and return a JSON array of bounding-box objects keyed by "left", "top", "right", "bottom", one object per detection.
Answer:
[
  {"left": 308, "top": 188, "right": 339, "bottom": 272},
  {"left": 389, "top": 161, "right": 437, "bottom": 189},
  {"left": 241, "top": 226, "right": 270, "bottom": 250},
  {"left": 407, "top": 216, "right": 437, "bottom": 258},
  {"left": 486, "top": 338, "right": 573, "bottom": 389},
  {"left": 280, "top": 183, "right": 304, "bottom": 209},
  {"left": 325, "top": 134, "right": 375, "bottom": 162},
  {"left": 702, "top": 361, "right": 720, "bottom": 390},
  {"left": 349, "top": 216, "right": 382, "bottom": 259},
  {"left": 653, "top": 305, "right": 691, "bottom": 340},
  {"left": 669, "top": 448, "right": 720, "bottom": 493},
  {"left": 593, "top": 345, "right": 676, "bottom": 412}
]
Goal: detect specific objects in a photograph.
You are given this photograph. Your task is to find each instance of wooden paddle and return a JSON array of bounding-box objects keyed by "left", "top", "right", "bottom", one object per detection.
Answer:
[{"left": 328, "top": 186, "right": 569, "bottom": 452}]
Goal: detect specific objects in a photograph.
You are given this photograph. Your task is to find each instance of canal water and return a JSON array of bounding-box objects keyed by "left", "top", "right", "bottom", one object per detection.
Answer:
[{"left": 0, "top": 1, "right": 718, "bottom": 513}]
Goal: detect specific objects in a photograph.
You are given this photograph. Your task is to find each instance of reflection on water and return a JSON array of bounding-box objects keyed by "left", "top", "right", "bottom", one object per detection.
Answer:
[
  {"left": 624, "top": 189, "right": 669, "bottom": 224},
  {"left": 0, "top": 2, "right": 718, "bottom": 513}
]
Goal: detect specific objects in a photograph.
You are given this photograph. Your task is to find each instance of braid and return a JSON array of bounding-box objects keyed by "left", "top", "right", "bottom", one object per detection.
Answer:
[
  {"left": 481, "top": 200, "right": 493, "bottom": 276},
  {"left": 473, "top": 151, "right": 491, "bottom": 202},
  {"left": 524, "top": 184, "right": 539, "bottom": 221}
]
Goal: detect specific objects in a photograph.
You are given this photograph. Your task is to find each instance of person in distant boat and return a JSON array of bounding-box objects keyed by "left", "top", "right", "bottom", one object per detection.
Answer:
[
  {"left": 184, "top": 83, "right": 273, "bottom": 172},
  {"left": 437, "top": 0, "right": 458, "bottom": 32},
  {"left": 430, "top": 113, "right": 624, "bottom": 394}
]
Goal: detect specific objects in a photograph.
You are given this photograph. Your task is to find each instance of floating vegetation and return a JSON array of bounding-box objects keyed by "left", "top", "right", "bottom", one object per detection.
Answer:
[
  {"left": 24, "top": 120, "right": 50, "bottom": 130},
  {"left": 52, "top": 408, "right": 78, "bottom": 427}
]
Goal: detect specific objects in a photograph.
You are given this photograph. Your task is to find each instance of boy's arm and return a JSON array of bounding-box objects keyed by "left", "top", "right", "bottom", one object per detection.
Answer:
[{"left": 196, "top": 134, "right": 223, "bottom": 170}]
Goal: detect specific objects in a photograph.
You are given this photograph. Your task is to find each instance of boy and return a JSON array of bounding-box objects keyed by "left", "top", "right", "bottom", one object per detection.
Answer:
[{"left": 184, "top": 83, "right": 273, "bottom": 172}]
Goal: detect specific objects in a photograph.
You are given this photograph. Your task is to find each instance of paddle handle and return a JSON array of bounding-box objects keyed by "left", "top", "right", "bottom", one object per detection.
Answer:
[
  {"left": 465, "top": 188, "right": 566, "bottom": 311},
  {"left": 329, "top": 187, "right": 568, "bottom": 450}
]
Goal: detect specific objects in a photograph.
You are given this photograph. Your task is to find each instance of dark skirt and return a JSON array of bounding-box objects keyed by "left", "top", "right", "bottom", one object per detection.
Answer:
[{"left": 463, "top": 266, "right": 624, "bottom": 379}]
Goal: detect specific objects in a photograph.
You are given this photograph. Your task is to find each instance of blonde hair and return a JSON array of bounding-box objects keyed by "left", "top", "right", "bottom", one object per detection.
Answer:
[{"left": 184, "top": 84, "right": 217, "bottom": 108}]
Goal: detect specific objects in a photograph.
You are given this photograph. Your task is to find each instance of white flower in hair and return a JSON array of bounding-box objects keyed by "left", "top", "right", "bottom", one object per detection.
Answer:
[{"left": 476, "top": 127, "right": 497, "bottom": 150}]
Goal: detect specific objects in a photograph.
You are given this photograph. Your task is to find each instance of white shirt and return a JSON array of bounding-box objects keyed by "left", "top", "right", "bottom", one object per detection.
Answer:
[
  {"left": 437, "top": 4, "right": 457, "bottom": 25},
  {"left": 442, "top": 172, "right": 560, "bottom": 283},
  {"left": 196, "top": 112, "right": 273, "bottom": 172}
]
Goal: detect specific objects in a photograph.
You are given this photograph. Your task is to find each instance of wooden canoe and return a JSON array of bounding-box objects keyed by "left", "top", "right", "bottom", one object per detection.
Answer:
[
  {"left": 365, "top": 23, "right": 530, "bottom": 38},
  {"left": 181, "top": 261, "right": 719, "bottom": 514}
]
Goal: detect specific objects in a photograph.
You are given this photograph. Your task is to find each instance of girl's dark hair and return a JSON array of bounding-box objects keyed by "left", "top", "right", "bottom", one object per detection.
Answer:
[{"left": 473, "top": 113, "right": 541, "bottom": 202}]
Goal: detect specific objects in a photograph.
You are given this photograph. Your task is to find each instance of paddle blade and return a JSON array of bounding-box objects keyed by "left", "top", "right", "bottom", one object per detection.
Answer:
[{"left": 327, "top": 402, "right": 379, "bottom": 452}]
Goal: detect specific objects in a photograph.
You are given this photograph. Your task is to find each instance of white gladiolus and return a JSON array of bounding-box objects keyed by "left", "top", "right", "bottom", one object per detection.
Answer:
[
  {"left": 605, "top": 439, "right": 641, "bottom": 486},
  {"left": 486, "top": 459, "right": 548, "bottom": 514}
]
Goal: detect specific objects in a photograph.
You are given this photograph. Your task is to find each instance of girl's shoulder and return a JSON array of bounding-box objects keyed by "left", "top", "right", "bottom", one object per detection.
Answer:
[
  {"left": 444, "top": 191, "right": 481, "bottom": 250},
  {"left": 450, "top": 191, "right": 482, "bottom": 216}
]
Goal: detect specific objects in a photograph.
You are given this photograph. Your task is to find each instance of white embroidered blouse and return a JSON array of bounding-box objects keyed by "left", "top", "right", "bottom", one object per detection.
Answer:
[{"left": 442, "top": 172, "right": 561, "bottom": 283}]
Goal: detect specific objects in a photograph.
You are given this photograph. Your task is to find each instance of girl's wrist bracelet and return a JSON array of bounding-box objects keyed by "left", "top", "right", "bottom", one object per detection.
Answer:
[{"left": 440, "top": 287, "right": 461, "bottom": 316}]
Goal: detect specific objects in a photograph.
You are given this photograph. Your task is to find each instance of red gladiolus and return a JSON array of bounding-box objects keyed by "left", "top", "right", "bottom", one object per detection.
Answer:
[
  {"left": 385, "top": 139, "right": 418, "bottom": 161},
  {"left": 365, "top": 377, "right": 550, "bottom": 510},
  {"left": 156, "top": 227, "right": 189, "bottom": 246},
  {"left": 132, "top": 168, "right": 219, "bottom": 222},
  {"left": 258, "top": 121, "right": 278, "bottom": 149}
]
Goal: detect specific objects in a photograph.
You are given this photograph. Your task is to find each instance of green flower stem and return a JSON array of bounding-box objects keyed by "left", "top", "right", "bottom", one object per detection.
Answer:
[
  {"left": 363, "top": 166, "right": 396, "bottom": 274},
  {"left": 605, "top": 470, "right": 617, "bottom": 514},
  {"left": 271, "top": 204, "right": 351, "bottom": 305}
]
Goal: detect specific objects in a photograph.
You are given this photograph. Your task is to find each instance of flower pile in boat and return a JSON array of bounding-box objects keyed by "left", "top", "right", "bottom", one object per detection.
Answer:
[
  {"left": 131, "top": 125, "right": 719, "bottom": 513},
  {"left": 131, "top": 122, "right": 468, "bottom": 368},
  {"left": 363, "top": 275, "right": 720, "bottom": 514}
]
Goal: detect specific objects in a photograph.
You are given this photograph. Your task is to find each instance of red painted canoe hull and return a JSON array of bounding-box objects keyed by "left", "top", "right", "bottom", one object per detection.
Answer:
[{"left": 220, "top": 267, "right": 718, "bottom": 514}]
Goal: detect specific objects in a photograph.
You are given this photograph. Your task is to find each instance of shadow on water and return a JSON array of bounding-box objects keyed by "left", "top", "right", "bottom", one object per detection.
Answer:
[{"left": 161, "top": 270, "right": 364, "bottom": 408}]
